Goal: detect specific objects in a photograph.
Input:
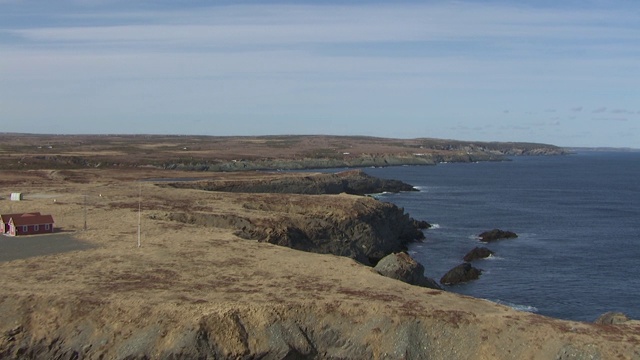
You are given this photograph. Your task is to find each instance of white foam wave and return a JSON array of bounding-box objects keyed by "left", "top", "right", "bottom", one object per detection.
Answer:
[
  {"left": 367, "top": 192, "right": 390, "bottom": 199},
  {"left": 484, "top": 255, "right": 504, "bottom": 261},
  {"left": 493, "top": 300, "right": 538, "bottom": 313},
  {"left": 429, "top": 223, "right": 441, "bottom": 229}
]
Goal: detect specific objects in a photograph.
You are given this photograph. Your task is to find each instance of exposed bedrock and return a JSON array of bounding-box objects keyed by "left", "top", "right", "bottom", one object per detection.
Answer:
[
  {"left": 462, "top": 247, "right": 495, "bottom": 262},
  {"left": 162, "top": 169, "right": 417, "bottom": 195},
  {"left": 478, "top": 229, "right": 518, "bottom": 243},
  {"left": 440, "top": 263, "right": 483, "bottom": 285},
  {"left": 162, "top": 196, "right": 425, "bottom": 266}
]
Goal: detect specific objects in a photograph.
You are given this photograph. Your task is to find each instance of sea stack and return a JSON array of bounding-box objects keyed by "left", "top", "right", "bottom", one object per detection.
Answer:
[{"left": 478, "top": 229, "right": 518, "bottom": 243}]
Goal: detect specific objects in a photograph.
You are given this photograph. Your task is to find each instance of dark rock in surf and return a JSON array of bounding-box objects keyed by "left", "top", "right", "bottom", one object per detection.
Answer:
[
  {"left": 463, "top": 247, "right": 494, "bottom": 262},
  {"left": 374, "top": 252, "right": 441, "bottom": 290},
  {"left": 440, "top": 263, "right": 482, "bottom": 285},
  {"left": 478, "top": 229, "right": 517, "bottom": 243},
  {"left": 412, "top": 220, "right": 432, "bottom": 230}
]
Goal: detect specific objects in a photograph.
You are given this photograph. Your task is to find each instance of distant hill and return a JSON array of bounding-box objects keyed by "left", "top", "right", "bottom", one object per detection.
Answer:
[
  {"left": 0, "top": 133, "right": 568, "bottom": 171},
  {"left": 567, "top": 147, "right": 640, "bottom": 152}
]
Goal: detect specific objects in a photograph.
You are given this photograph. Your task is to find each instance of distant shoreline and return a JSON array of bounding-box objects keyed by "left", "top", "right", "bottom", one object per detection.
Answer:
[
  {"left": 566, "top": 147, "right": 640, "bottom": 152},
  {"left": 0, "top": 133, "right": 568, "bottom": 172}
]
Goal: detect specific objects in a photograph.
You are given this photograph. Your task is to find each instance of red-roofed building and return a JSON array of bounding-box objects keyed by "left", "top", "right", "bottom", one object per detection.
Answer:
[
  {"left": 1, "top": 212, "right": 54, "bottom": 236},
  {"left": 1, "top": 212, "right": 40, "bottom": 234}
]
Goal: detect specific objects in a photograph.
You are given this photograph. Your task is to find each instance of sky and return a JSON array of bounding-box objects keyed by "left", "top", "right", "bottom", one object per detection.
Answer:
[{"left": 1, "top": 0, "right": 639, "bottom": 148}]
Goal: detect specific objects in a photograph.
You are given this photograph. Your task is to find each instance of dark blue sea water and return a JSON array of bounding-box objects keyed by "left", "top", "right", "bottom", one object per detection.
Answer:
[{"left": 365, "top": 151, "right": 640, "bottom": 322}]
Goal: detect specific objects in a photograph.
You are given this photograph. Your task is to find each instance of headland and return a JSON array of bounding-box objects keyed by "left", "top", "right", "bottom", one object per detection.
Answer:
[{"left": 1, "top": 134, "right": 637, "bottom": 359}]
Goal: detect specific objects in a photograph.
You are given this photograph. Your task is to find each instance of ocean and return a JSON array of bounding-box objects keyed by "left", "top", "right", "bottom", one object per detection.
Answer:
[{"left": 365, "top": 151, "right": 640, "bottom": 322}]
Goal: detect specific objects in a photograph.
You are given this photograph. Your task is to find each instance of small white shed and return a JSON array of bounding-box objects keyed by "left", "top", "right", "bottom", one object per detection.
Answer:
[{"left": 10, "top": 193, "right": 23, "bottom": 201}]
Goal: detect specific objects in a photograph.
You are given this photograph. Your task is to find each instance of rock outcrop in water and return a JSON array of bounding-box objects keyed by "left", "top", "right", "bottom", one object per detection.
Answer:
[
  {"left": 478, "top": 229, "right": 518, "bottom": 243},
  {"left": 463, "top": 247, "right": 495, "bottom": 262},
  {"left": 440, "top": 263, "right": 483, "bottom": 285}
]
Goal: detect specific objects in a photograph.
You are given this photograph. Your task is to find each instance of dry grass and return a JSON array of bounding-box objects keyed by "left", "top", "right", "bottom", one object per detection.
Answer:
[{"left": 0, "top": 164, "right": 637, "bottom": 359}]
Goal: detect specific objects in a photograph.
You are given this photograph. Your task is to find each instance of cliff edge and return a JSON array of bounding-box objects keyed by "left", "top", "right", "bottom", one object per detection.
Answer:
[{"left": 0, "top": 168, "right": 637, "bottom": 359}]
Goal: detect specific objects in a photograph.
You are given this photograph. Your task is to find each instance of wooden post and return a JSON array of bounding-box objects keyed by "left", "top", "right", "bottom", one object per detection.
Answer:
[
  {"left": 137, "top": 183, "right": 141, "bottom": 248},
  {"left": 83, "top": 195, "right": 87, "bottom": 231}
]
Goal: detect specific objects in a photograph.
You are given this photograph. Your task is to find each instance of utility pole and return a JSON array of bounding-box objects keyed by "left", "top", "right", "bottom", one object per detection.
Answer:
[
  {"left": 83, "top": 195, "right": 87, "bottom": 231},
  {"left": 137, "top": 183, "right": 141, "bottom": 248}
]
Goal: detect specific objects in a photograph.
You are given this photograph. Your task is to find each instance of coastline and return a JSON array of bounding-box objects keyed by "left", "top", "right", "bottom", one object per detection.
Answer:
[
  {"left": 2, "top": 137, "right": 637, "bottom": 359},
  {"left": 0, "top": 134, "right": 568, "bottom": 172}
]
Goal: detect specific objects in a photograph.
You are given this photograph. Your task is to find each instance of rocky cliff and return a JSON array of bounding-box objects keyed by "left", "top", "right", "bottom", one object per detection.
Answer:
[
  {"left": 162, "top": 193, "right": 423, "bottom": 266},
  {"left": 1, "top": 165, "right": 636, "bottom": 360},
  {"left": 158, "top": 170, "right": 425, "bottom": 265},
  {"left": 161, "top": 169, "right": 417, "bottom": 195}
]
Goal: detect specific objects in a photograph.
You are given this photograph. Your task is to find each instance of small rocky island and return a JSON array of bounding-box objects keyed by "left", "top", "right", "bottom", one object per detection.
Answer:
[
  {"left": 463, "top": 246, "right": 495, "bottom": 262},
  {"left": 479, "top": 229, "right": 518, "bottom": 243},
  {"left": 440, "top": 263, "right": 483, "bottom": 285}
]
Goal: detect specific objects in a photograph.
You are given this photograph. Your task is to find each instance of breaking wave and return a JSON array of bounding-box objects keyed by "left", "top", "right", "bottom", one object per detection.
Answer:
[{"left": 493, "top": 300, "right": 538, "bottom": 313}]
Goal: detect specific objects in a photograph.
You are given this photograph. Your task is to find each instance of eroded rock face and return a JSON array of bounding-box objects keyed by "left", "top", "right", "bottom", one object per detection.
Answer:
[
  {"left": 374, "top": 252, "right": 441, "bottom": 290},
  {"left": 478, "top": 229, "right": 518, "bottom": 243},
  {"left": 239, "top": 202, "right": 424, "bottom": 266},
  {"left": 163, "top": 196, "right": 425, "bottom": 266},
  {"left": 440, "top": 263, "right": 482, "bottom": 285},
  {"left": 0, "top": 294, "right": 625, "bottom": 360},
  {"left": 412, "top": 219, "right": 432, "bottom": 229},
  {"left": 163, "top": 170, "right": 417, "bottom": 196},
  {"left": 463, "top": 247, "right": 495, "bottom": 262}
]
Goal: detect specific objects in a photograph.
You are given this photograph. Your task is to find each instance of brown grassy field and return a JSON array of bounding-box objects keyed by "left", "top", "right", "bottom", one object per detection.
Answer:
[
  {"left": 0, "top": 138, "right": 637, "bottom": 359},
  {"left": 0, "top": 134, "right": 566, "bottom": 171}
]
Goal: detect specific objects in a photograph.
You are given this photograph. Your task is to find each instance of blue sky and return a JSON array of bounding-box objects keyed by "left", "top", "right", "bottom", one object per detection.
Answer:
[{"left": 1, "top": 0, "right": 639, "bottom": 147}]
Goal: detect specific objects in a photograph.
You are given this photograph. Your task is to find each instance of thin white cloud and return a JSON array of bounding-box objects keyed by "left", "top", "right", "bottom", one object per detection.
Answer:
[
  {"left": 611, "top": 109, "right": 633, "bottom": 114},
  {"left": 6, "top": 3, "right": 640, "bottom": 51},
  {"left": 1, "top": 1, "right": 639, "bottom": 147},
  {"left": 593, "top": 117, "right": 628, "bottom": 122}
]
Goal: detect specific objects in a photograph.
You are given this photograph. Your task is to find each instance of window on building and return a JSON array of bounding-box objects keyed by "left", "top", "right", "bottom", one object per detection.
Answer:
[
  {"left": 34, "top": 225, "right": 39, "bottom": 231},
  {"left": 22, "top": 226, "right": 28, "bottom": 232},
  {"left": 45, "top": 224, "right": 50, "bottom": 230}
]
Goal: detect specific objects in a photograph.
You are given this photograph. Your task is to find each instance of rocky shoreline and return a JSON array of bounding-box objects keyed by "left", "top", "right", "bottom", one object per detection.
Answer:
[
  {"left": 160, "top": 169, "right": 417, "bottom": 196},
  {"left": 0, "top": 134, "right": 568, "bottom": 171},
  {"left": 158, "top": 170, "right": 426, "bottom": 266},
  {"left": 1, "top": 142, "right": 638, "bottom": 359}
]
